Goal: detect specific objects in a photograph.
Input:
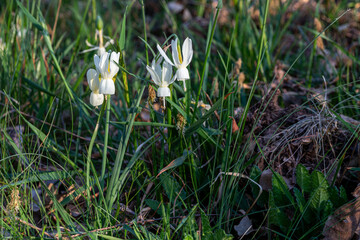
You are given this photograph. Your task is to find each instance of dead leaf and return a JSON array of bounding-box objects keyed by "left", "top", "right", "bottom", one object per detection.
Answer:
[
  {"left": 323, "top": 185, "right": 360, "bottom": 240},
  {"left": 259, "top": 169, "right": 273, "bottom": 191},
  {"left": 234, "top": 209, "right": 254, "bottom": 237},
  {"left": 167, "top": 1, "right": 183, "bottom": 13}
]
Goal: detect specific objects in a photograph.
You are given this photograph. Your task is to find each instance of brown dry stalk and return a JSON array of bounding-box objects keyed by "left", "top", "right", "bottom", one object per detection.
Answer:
[{"left": 3, "top": 210, "right": 56, "bottom": 239}]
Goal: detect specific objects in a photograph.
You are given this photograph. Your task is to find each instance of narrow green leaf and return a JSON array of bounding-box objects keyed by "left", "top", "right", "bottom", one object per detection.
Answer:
[
  {"left": 16, "top": 0, "right": 43, "bottom": 30},
  {"left": 23, "top": 77, "right": 56, "bottom": 97},
  {"left": 2, "top": 171, "right": 75, "bottom": 190},
  {"left": 186, "top": 95, "right": 227, "bottom": 137},
  {"left": 173, "top": 204, "right": 198, "bottom": 234},
  {"left": 97, "top": 234, "right": 124, "bottom": 240},
  {"left": 157, "top": 150, "right": 192, "bottom": 177},
  {"left": 119, "top": 6, "right": 128, "bottom": 51}
]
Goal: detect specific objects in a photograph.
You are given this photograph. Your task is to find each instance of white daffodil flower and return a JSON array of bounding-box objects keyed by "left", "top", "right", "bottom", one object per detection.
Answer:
[
  {"left": 151, "top": 56, "right": 163, "bottom": 72},
  {"left": 146, "top": 61, "right": 177, "bottom": 108},
  {"left": 94, "top": 51, "right": 120, "bottom": 95},
  {"left": 86, "top": 68, "right": 104, "bottom": 106},
  {"left": 157, "top": 37, "right": 193, "bottom": 91}
]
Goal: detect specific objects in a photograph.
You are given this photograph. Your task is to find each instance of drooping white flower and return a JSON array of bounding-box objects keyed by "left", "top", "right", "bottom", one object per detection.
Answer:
[
  {"left": 146, "top": 61, "right": 176, "bottom": 108},
  {"left": 86, "top": 68, "right": 104, "bottom": 106},
  {"left": 94, "top": 51, "right": 120, "bottom": 95},
  {"left": 157, "top": 37, "right": 193, "bottom": 90}
]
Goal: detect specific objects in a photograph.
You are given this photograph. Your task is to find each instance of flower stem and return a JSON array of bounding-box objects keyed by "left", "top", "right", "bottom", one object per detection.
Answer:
[
  {"left": 86, "top": 103, "right": 106, "bottom": 210},
  {"left": 99, "top": 29, "right": 103, "bottom": 48},
  {"left": 100, "top": 95, "right": 111, "bottom": 184}
]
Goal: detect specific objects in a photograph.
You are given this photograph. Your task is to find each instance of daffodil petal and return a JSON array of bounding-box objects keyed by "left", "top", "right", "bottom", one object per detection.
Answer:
[
  {"left": 99, "top": 52, "right": 109, "bottom": 75},
  {"left": 110, "top": 52, "right": 120, "bottom": 77},
  {"left": 99, "top": 79, "right": 115, "bottom": 95},
  {"left": 94, "top": 54, "right": 101, "bottom": 73},
  {"left": 87, "top": 68, "right": 99, "bottom": 91},
  {"left": 157, "top": 44, "right": 174, "bottom": 66},
  {"left": 151, "top": 56, "right": 162, "bottom": 78},
  {"left": 90, "top": 92, "right": 104, "bottom": 106},
  {"left": 176, "top": 67, "right": 190, "bottom": 80},
  {"left": 171, "top": 38, "right": 181, "bottom": 66},
  {"left": 157, "top": 87, "right": 171, "bottom": 97},
  {"left": 182, "top": 38, "right": 193, "bottom": 66},
  {"left": 162, "top": 61, "right": 173, "bottom": 85},
  {"left": 146, "top": 65, "right": 161, "bottom": 86}
]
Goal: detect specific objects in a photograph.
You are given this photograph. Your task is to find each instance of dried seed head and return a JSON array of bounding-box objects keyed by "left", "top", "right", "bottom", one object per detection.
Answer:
[
  {"left": 148, "top": 85, "right": 156, "bottom": 105},
  {"left": 314, "top": 18, "right": 322, "bottom": 32},
  {"left": 176, "top": 113, "right": 187, "bottom": 135},
  {"left": 8, "top": 187, "right": 20, "bottom": 214},
  {"left": 314, "top": 18, "right": 324, "bottom": 50}
]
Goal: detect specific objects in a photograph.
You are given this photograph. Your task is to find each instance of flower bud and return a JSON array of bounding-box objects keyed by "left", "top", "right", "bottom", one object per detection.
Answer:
[{"left": 96, "top": 16, "right": 104, "bottom": 30}]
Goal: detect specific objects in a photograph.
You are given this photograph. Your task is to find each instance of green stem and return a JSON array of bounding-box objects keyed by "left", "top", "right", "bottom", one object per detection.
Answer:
[
  {"left": 86, "top": 103, "right": 106, "bottom": 209},
  {"left": 100, "top": 96, "right": 111, "bottom": 183}
]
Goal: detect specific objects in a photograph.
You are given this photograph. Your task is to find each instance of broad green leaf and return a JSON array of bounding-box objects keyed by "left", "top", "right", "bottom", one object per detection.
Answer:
[
  {"left": 268, "top": 192, "right": 290, "bottom": 232},
  {"left": 145, "top": 199, "right": 162, "bottom": 215},
  {"left": 311, "top": 170, "right": 329, "bottom": 190},
  {"left": 272, "top": 172, "right": 293, "bottom": 206},
  {"left": 310, "top": 187, "right": 329, "bottom": 216},
  {"left": 296, "top": 164, "right": 312, "bottom": 193},
  {"left": 160, "top": 174, "right": 186, "bottom": 203},
  {"left": 293, "top": 187, "right": 313, "bottom": 224},
  {"left": 200, "top": 208, "right": 212, "bottom": 238},
  {"left": 210, "top": 229, "right": 233, "bottom": 240},
  {"left": 184, "top": 235, "right": 194, "bottom": 240},
  {"left": 340, "top": 186, "right": 347, "bottom": 202},
  {"left": 322, "top": 200, "right": 333, "bottom": 218}
]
